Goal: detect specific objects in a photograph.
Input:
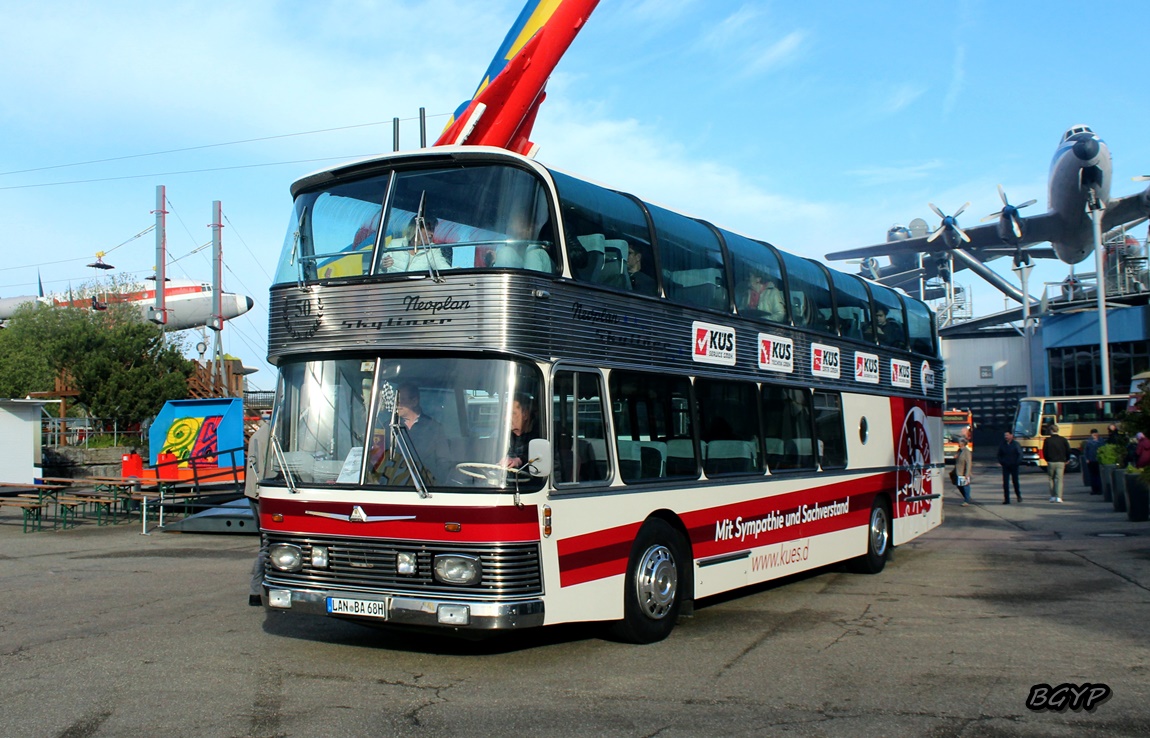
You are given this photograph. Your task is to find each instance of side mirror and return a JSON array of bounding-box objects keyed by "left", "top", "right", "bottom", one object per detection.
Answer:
[{"left": 526, "top": 438, "right": 552, "bottom": 478}]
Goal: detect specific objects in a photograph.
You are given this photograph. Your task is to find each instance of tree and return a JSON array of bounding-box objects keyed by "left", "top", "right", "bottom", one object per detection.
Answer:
[{"left": 0, "top": 301, "right": 195, "bottom": 426}]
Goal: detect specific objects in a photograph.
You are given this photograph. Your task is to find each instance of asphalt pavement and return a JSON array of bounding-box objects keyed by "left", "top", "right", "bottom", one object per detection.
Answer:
[{"left": 1, "top": 461, "right": 1148, "bottom": 737}]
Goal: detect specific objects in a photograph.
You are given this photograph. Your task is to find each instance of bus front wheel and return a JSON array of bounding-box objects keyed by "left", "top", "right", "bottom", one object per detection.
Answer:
[
  {"left": 851, "top": 498, "right": 892, "bottom": 574},
  {"left": 608, "top": 518, "right": 688, "bottom": 644}
]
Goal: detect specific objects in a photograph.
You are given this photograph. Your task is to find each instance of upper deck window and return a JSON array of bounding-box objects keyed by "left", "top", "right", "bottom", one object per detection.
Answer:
[
  {"left": 648, "top": 204, "right": 728, "bottom": 312},
  {"left": 273, "top": 163, "right": 557, "bottom": 285},
  {"left": 867, "top": 283, "right": 908, "bottom": 350},
  {"left": 725, "top": 233, "right": 788, "bottom": 324},
  {"left": 551, "top": 171, "right": 658, "bottom": 295},
  {"left": 902, "top": 294, "right": 937, "bottom": 356},
  {"left": 778, "top": 252, "right": 835, "bottom": 336},
  {"left": 829, "top": 270, "right": 872, "bottom": 342}
]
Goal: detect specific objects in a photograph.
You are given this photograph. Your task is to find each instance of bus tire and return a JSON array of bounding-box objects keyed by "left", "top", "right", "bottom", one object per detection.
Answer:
[
  {"left": 608, "top": 518, "right": 688, "bottom": 644},
  {"left": 851, "top": 498, "right": 891, "bottom": 574}
]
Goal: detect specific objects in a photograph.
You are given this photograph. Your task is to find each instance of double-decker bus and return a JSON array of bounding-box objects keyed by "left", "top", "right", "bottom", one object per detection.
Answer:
[{"left": 255, "top": 146, "right": 944, "bottom": 643}]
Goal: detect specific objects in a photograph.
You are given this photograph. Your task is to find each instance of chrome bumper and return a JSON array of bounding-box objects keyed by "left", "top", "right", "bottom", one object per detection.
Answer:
[{"left": 260, "top": 586, "right": 545, "bottom": 630}]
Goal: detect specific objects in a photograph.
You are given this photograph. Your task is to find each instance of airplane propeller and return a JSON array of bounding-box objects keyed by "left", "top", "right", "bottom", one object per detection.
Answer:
[
  {"left": 926, "top": 202, "right": 971, "bottom": 246},
  {"left": 981, "top": 184, "right": 1037, "bottom": 241}
]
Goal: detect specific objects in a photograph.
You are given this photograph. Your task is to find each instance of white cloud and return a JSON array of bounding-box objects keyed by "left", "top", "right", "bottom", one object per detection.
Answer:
[
  {"left": 746, "top": 30, "right": 807, "bottom": 76},
  {"left": 533, "top": 98, "right": 835, "bottom": 251},
  {"left": 943, "top": 45, "right": 966, "bottom": 116},
  {"left": 848, "top": 160, "right": 944, "bottom": 187}
]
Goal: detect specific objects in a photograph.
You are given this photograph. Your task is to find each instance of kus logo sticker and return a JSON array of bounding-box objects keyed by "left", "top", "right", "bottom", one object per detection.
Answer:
[
  {"left": 855, "top": 351, "right": 880, "bottom": 384},
  {"left": 811, "top": 343, "right": 841, "bottom": 379},
  {"left": 692, "top": 321, "right": 736, "bottom": 366},
  {"left": 921, "top": 361, "right": 936, "bottom": 394},
  {"left": 891, "top": 359, "right": 912, "bottom": 388},
  {"left": 757, "top": 333, "right": 793, "bottom": 373}
]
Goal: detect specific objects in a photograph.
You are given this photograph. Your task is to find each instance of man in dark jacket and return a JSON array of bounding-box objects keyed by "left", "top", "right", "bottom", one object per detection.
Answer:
[
  {"left": 997, "top": 430, "right": 1024, "bottom": 504},
  {"left": 1042, "top": 424, "right": 1072, "bottom": 503}
]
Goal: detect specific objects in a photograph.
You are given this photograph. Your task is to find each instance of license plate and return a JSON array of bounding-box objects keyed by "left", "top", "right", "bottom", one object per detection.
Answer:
[{"left": 327, "top": 597, "right": 388, "bottom": 619}]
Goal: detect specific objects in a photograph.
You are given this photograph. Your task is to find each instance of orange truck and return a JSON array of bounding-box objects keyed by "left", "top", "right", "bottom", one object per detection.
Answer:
[{"left": 943, "top": 409, "right": 974, "bottom": 463}]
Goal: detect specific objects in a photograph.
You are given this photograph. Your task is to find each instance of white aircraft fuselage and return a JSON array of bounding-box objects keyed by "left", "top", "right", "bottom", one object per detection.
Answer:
[
  {"left": 0, "top": 280, "right": 254, "bottom": 331},
  {"left": 1047, "top": 125, "right": 1110, "bottom": 264}
]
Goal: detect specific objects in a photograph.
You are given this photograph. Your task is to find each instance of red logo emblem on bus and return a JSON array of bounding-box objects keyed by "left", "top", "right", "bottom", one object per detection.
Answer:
[
  {"left": 894, "top": 404, "right": 933, "bottom": 517},
  {"left": 695, "top": 328, "right": 709, "bottom": 356}
]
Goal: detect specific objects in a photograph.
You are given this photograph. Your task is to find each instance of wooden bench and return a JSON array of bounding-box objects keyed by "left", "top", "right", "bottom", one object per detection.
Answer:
[
  {"left": 52, "top": 495, "right": 92, "bottom": 529},
  {"left": 0, "top": 498, "right": 50, "bottom": 532}
]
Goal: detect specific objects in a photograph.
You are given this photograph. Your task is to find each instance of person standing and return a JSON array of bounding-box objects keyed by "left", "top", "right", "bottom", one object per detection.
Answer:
[
  {"left": 1083, "top": 428, "right": 1103, "bottom": 495},
  {"left": 954, "top": 437, "right": 973, "bottom": 506},
  {"left": 245, "top": 412, "right": 272, "bottom": 606},
  {"left": 997, "top": 430, "right": 1023, "bottom": 504},
  {"left": 1042, "top": 424, "right": 1071, "bottom": 503},
  {"left": 1137, "top": 432, "right": 1150, "bottom": 468}
]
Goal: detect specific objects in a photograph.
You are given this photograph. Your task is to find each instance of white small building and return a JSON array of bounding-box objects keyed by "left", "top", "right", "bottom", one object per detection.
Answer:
[{"left": 0, "top": 400, "right": 54, "bottom": 483}]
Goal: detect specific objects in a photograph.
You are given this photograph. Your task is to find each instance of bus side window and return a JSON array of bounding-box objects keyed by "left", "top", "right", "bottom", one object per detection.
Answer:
[
  {"left": 609, "top": 371, "right": 694, "bottom": 483},
  {"left": 813, "top": 391, "right": 846, "bottom": 469},
  {"left": 761, "top": 385, "right": 815, "bottom": 471},
  {"left": 552, "top": 371, "right": 610, "bottom": 485}
]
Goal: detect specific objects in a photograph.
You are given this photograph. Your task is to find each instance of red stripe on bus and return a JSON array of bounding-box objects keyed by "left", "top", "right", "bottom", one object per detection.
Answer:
[
  {"left": 556, "top": 521, "right": 641, "bottom": 587},
  {"left": 555, "top": 472, "right": 903, "bottom": 588},
  {"left": 259, "top": 498, "right": 540, "bottom": 542}
]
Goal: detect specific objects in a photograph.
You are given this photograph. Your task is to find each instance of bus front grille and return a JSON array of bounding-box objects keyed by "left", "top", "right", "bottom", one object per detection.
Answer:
[{"left": 263, "top": 533, "right": 543, "bottom": 598}]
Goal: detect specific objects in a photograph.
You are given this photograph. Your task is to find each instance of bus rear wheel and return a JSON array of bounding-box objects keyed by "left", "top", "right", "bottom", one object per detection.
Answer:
[
  {"left": 851, "top": 498, "right": 891, "bottom": 574},
  {"left": 608, "top": 518, "right": 688, "bottom": 644}
]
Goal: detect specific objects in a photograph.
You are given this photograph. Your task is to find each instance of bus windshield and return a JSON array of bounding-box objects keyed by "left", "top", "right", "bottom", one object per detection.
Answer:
[
  {"left": 274, "top": 164, "right": 557, "bottom": 284},
  {"left": 1013, "top": 400, "right": 1042, "bottom": 438},
  {"left": 269, "top": 356, "right": 544, "bottom": 491}
]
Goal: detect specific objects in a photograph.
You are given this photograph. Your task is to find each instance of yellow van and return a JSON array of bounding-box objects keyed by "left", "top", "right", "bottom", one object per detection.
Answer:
[{"left": 1011, "top": 395, "right": 1127, "bottom": 470}]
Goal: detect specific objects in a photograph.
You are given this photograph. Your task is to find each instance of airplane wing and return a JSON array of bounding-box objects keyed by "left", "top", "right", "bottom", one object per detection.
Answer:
[
  {"left": 825, "top": 211, "right": 1065, "bottom": 261},
  {"left": 1101, "top": 190, "right": 1150, "bottom": 232}
]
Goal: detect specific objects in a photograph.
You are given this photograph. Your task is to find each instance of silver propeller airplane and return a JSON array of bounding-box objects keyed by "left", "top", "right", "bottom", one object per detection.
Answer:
[{"left": 827, "top": 125, "right": 1150, "bottom": 273}]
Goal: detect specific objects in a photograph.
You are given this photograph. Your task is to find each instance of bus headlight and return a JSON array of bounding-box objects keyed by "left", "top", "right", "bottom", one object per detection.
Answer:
[
  {"left": 268, "top": 543, "right": 303, "bottom": 572},
  {"left": 433, "top": 554, "right": 482, "bottom": 585},
  {"left": 310, "top": 545, "right": 329, "bottom": 568}
]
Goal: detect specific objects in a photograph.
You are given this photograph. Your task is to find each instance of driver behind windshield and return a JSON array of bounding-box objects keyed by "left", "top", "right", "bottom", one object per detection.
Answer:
[
  {"left": 503, "top": 393, "right": 539, "bottom": 470},
  {"left": 369, "top": 382, "right": 450, "bottom": 485}
]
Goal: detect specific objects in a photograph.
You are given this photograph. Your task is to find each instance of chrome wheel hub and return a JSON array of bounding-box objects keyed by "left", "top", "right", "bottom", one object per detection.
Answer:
[{"left": 635, "top": 544, "right": 677, "bottom": 620}]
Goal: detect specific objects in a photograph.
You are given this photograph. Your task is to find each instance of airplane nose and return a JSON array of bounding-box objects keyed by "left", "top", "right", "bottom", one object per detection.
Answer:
[
  {"left": 245, "top": 296, "right": 254, "bottom": 311},
  {"left": 1073, "top": 136, "right": 1100, "bottom": 162}
]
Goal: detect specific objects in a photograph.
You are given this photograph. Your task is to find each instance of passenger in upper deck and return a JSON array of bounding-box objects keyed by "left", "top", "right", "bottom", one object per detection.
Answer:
[
  {"left": 740, "top": 273, "right": 786, "bottom": 323},
  {"left": 379, "top": 216, "right": 451, "bottom": 273},
  {"left": 604, "top": 246, "right": 656, "bottom": 294},
  {"left": 868, "top": 306, "right": 905, "bottom": 347}
]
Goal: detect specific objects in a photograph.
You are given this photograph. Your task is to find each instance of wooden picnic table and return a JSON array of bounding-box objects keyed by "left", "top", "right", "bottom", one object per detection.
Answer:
[
  {"left": 39, "top": 477, "right": 142, "bottom": 525},
  {"left": 0, "top": 482, "right": 73, "bottom": 531}
]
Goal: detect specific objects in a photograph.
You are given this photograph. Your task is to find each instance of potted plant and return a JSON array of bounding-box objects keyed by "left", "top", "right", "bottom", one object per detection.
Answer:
[
  {"left": 1097, "top": 443, "right": 1123, "bottom": 505},
  {"left": 1126, "top": 464, "right": 1150, "bottom": 522}
]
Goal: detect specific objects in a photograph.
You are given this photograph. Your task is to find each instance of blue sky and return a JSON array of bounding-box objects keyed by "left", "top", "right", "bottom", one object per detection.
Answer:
[{"left": 2, "top": 0, "right": 1147, "bottom": 390}]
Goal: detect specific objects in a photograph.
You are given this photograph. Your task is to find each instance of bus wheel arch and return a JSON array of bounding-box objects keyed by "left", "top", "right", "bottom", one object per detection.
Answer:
[
  {"left": 851, "top": 494, "right": 892, "bottom": 574},
  {"left": 608, "top": 514, "right": 692, "bottom": 644}
]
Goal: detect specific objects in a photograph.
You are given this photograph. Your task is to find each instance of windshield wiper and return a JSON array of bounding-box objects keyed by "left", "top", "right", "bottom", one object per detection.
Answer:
[
  {"left": 269, "top": 431, "right": 297, "bottom": 494},
  {"left": 389, "top": 413, "right": 431, "bottom": 498},
  {"left": 412, "top": 191, "right": 445, "bottom": 284}
]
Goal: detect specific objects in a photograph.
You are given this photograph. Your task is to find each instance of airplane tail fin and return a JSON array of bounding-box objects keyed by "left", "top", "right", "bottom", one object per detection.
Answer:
[
  {"left": 37, "top": 271, "right": 44, "bottom": 298},
  {"left": 434, "top": 0, "right": 598, "bottom": 155}
]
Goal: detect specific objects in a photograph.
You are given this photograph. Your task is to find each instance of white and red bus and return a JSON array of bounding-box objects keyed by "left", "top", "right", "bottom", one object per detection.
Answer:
[{"left": 255, "top": 146, "right": 944, "bottom": 643}]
